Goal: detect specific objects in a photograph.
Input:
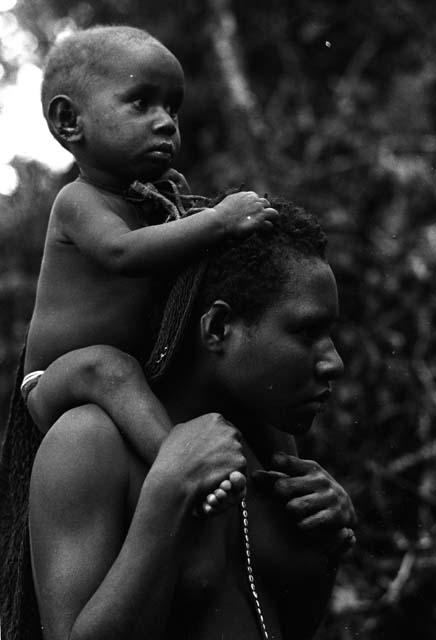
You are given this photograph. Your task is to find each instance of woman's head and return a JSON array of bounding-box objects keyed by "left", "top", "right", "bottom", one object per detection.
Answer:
[
  {"left": 195, "top": 199, "right": 327, "bottom": 323},
  {"left": 152, "top": 199, "right": 343, "bottom": 435}
]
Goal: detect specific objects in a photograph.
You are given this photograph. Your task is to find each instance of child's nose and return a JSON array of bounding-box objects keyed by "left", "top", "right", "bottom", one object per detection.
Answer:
[{"left": 150, "top": 107, "right": 177, "bottom": 135}]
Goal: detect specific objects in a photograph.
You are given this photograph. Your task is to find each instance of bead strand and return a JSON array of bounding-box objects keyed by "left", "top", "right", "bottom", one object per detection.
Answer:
[{"left": 241, "top": 497, "right": 269, "bottom": 640}]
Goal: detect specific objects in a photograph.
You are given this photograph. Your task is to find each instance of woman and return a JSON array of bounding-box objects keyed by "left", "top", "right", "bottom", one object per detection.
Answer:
[{"left": 27, "top": 199, "right": 354, "bottom": 640}]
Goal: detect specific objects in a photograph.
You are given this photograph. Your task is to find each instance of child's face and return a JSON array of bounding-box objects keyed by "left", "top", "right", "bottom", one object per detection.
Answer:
[{"left": 79, "top": 40, "right": 184, "bottom": 184}]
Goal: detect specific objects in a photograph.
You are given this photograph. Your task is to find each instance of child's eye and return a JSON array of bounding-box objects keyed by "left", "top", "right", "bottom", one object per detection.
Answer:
[
  {"left": 165, "top": 104, "right": 179, "bottom": 120},
  {"left": 132, "top": 98, "right": 147, "bottom": 111}
]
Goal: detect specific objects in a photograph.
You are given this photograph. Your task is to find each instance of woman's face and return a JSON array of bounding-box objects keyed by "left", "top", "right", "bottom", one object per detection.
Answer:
[{"left": 220, "top": 256, "right": 344, "bottom": 435}]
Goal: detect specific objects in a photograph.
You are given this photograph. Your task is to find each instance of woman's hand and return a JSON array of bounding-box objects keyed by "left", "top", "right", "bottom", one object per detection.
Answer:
[
  {"left": 252, "top": 452, "right": 356, "bottom": 558},
  {"left": 154, "top": 413, "right": 247, "bottom": 509}
]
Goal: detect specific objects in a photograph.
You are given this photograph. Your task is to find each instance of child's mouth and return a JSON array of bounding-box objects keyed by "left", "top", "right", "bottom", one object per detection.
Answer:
[
  {"left": 145, "top": 145, "right": 173, "bottom": 164},
  {"left": 148, "top": 149, "right": 172, "bottom": 159}
]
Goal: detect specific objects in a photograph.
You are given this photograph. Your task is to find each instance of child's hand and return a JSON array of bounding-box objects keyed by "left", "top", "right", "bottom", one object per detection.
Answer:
[{"left": 212, "top": 191, "right": 279, "bottom": 238}]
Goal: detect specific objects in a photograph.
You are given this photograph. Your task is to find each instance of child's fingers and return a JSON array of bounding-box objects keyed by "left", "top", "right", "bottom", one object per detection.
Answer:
[
  {"left": 257, "top": 197, "right": 271, "bottom": 207},
  {"left": 259, "top": 208, "right": 279, "bottom": 228},
  {"left": 246, "top": 206, "right": 277, "bottom": 222},
  {"left": 264, "top": 206, "right": 279, "bottom": 216},
  {"left": 262, "top": 221, "right": 274, "bottom": 231}
]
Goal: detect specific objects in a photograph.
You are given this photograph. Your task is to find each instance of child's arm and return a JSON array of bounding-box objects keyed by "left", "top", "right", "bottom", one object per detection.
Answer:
[{"left": 56, "top": 184, "right": 278, "bottom": 275}]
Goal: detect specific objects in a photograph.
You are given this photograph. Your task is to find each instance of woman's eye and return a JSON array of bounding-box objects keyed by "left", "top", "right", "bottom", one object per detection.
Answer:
[
  {"left": 298, "top": 328, "right": 324, "bottom": 345},
  {"left": 299, "top": 331, "right": 316, "bottom": 344}
]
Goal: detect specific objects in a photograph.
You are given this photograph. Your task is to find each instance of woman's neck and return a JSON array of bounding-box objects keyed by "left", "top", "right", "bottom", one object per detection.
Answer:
[
  {"left": 157, "top": 374, "right": 275, "bottom": 467},
  {"left": 156, "top": 373, "right": 221, "bottom": 426}
]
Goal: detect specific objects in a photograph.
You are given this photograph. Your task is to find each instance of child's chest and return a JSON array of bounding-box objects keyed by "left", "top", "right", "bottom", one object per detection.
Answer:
[{"left": 110, "top": 198, "right": 155, "bottom": 230}]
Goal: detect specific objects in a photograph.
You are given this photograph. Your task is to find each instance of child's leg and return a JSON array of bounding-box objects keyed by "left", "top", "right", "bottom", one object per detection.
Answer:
[
  {"left": 27, "top": 345, "right": 170, "bottom": 461},
  {"left": 26, "top": 345, "right": 246, "bottom": 512}
]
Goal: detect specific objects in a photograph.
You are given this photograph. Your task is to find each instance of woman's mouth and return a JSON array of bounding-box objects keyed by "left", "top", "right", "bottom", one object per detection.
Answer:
[{"left": 297, "top": 390, "right": 331, "bottom": 414}]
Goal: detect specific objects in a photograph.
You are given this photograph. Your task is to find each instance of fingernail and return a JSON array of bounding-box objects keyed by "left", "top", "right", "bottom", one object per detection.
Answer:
[{"left": 272, "top": 451, "right": 287, "bottom": 465}]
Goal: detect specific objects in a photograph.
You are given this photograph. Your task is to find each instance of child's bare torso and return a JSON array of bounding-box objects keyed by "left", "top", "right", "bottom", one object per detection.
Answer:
[{"left": 25, "top": 182, "right": 161, "bottom": 373}]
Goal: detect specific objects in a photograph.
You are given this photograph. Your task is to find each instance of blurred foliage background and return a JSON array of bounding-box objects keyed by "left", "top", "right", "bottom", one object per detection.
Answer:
[{"left": 2, "top": 0, "right": 436, "bottom": 637}]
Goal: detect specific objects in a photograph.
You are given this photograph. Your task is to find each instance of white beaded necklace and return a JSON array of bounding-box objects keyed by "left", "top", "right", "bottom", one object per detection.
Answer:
[{"left": 241, "top": 497, "right": 270, "bottom": 640}]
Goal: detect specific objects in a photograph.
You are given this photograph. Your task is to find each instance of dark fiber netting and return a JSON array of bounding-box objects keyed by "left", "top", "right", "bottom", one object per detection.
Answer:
[{"left": 0, "top": 348, "right": 43, "bottom": 640}]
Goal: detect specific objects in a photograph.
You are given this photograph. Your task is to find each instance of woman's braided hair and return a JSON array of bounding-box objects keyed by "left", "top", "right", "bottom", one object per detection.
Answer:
[{"left": 0, "top": 192, "right": 326, "bottom": 640}]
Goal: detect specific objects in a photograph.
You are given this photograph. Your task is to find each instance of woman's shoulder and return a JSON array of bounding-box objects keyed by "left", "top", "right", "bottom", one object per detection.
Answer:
[{"left": 30, "top": 405, "right": 131, "bottom": 505}]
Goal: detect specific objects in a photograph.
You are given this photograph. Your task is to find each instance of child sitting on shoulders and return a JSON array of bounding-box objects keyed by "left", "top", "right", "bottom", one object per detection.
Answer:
[{"left": 23, "top": 25, "right": 278, "bottom": 513}]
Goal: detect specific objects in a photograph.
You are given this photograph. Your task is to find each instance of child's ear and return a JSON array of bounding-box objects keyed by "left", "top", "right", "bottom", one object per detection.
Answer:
[
  {"left": 200, "top": 300, "right": 232, "bottom": 352},
  {"left": 48, "top": 95, "right": 83, "bottom": 143}
]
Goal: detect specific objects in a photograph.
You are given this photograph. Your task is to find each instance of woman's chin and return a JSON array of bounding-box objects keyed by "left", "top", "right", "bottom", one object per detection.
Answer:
[{"left": 271, "top": 406, "right": 317, "bottom": 435}]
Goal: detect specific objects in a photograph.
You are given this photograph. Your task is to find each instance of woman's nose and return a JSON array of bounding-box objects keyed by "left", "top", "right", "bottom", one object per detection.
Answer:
[{"left": 315, "top": 339, "right": 344, "bottom": 381}]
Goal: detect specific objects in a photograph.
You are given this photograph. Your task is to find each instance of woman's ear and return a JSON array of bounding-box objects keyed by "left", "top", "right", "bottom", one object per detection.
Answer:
[
  {"left": 48, "top": 95, "right": 83, "bottom": 144},
  {"left": 200, "top": 300, "right": 232, "bottom": 352}
]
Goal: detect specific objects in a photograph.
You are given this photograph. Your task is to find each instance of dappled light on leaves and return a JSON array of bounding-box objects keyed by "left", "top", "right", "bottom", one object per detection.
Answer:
[
  {"left": 0, "top": 163, "right": 18, "bottom": 195},
  {"left": 0, "top": 0, "right": 16, "bottom": 11}
]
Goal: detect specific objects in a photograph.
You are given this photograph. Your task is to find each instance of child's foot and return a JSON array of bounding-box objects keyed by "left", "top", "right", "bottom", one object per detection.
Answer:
[{"left": 201, "top": 471, "right": 247, "bottom": 515}]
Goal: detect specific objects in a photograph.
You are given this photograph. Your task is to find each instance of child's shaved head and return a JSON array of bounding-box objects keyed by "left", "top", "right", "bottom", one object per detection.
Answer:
[{"left": 41, "top": 25, "right": 161, "bottom": 119}]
